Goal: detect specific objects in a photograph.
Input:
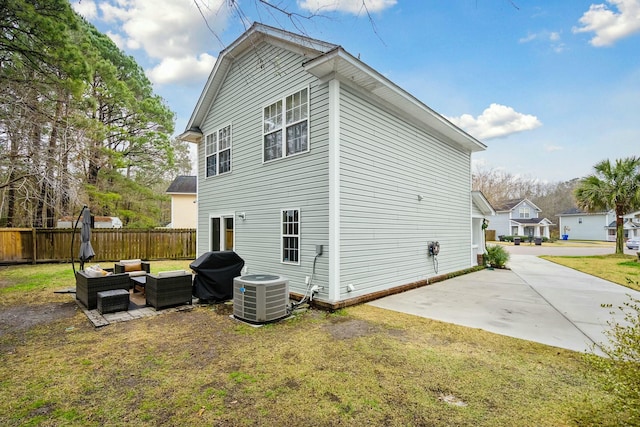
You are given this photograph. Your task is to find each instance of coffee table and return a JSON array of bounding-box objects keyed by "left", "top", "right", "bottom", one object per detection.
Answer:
[{"left": 130, "top": 276, "right": 147, "bottom": 295}]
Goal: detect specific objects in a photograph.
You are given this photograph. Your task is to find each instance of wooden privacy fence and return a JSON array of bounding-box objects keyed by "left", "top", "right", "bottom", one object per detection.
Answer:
[{"left": 0, "top": 228, "right": 196, "bottom": 264}]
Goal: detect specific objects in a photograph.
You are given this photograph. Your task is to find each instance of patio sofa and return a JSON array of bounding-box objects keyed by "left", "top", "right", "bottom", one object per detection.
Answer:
[
  {"left": 145, "top": 270, "right": 193, "bottom": 310},
  {"left": 75, "top": 270, "right": 130, "bottom": 310}
]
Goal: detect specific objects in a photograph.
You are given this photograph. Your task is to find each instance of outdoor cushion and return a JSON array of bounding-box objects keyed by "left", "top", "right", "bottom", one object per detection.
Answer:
[
  {"left": 157, "top": 270, "right": 189, "bottom": 278},
  {"left": 127, "top": 270, "right": 147, "bottom": 277},
  {"left": 84, "top": 265, "right": 110, "bottom": 277},
  {"left": 124, "top": 262, "right": 142, "bottom": 272}
]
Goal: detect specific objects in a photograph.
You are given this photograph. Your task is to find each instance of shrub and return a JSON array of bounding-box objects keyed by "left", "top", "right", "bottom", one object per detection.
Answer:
[
  {"left": 485, "top": 245, "right": 510, "bottom": 268},
  {"left": 585, "top": 290, "right": 640, "bottom": 425}
]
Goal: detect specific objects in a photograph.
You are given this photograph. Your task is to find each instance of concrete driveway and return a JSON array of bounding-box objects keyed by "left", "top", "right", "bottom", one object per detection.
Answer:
[{"left": 369, "top": 244, "right": 640, "bottom": 353}]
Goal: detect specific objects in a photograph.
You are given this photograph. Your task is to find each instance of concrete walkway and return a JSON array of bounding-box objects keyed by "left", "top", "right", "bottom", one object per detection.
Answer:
[{"left": 369, "top": 251, "right": 640, "bottom": 353}]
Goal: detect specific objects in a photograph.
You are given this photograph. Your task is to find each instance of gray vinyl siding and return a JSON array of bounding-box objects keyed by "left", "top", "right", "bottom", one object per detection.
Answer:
[
  {"left": 558, "top": 214, "right": 610, "bottom": 240},
  {"left": 491, "top": 213, "right": 511, "bottom": 237},
  {"left": 517, "top": 201, "right": 539, "bottom": 219},
  {"left": 196, "top": 42, "right": 330, "bottom": 295},
  {"left": 472, "top": 202, "right": 483, "bottom": 217},
  {"left": 338, "top": 85, "right": 472, "bottom": 297}
]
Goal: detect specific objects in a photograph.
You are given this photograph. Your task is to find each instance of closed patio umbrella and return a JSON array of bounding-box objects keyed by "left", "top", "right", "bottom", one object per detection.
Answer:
[{"left": 78, "top": 206, "right": 95, "bottom": 271}]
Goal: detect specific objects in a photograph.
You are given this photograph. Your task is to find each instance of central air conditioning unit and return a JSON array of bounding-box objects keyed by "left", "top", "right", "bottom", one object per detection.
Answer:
[{"left": 233, "top": 274, "right": 289, "bottom": 324}]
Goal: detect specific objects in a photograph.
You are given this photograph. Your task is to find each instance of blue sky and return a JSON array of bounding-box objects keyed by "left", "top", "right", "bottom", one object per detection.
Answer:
[{"left": 71, "top": 0, "right": 640, "bottom": 182}]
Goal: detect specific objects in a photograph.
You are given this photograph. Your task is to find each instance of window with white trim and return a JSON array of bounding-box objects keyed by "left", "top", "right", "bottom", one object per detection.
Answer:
[
  {"left": 282, "top": 209, "right": 300, "bottom": 264},
  {"left": 205, "top": 124, "right": 232, "bottom": 177},
  {"left": 263, "top": 88, "right": 308, "bottom": 162},
  {"left": 519, "top": 207, "right": 530, "bottom": 219}
]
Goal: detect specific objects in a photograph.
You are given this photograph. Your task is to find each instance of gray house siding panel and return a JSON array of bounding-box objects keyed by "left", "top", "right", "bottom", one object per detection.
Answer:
[
  {"left": 491, "top": 214, "right": 511, "bottom": 237},
  {"left": 559, "top": 214, "right": 609, "bottom": 240},
  {"left": 472, "top": 202, "right": 482, "bottom": 217},
  {"left": 338, "top": 85, "right": 471, "bottom": 296},
  {"left": 195, "top": 42, "right": 330, "bottom": 295}
]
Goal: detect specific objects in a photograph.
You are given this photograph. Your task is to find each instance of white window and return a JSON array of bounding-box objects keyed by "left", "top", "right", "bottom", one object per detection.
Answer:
[
  {"left": 263, "top": 88, "right": 308, "bottom": 162},
  {"left": 205, "top": 124, "right": 232, "bottom": 177},
  {"left": 282, "top": 209, "right": 300, "bottom": 264},
  {"left": 519, "top": 207, "right": 530, "bottom": 219}
]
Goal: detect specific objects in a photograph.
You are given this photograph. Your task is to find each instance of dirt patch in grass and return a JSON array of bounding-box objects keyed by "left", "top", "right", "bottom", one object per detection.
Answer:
[
  {"left": 323, "top": 317, "right": 380, "bottom": 340},
  {"left": 0, "top": 301, "right": 77, "bottom": 337}
]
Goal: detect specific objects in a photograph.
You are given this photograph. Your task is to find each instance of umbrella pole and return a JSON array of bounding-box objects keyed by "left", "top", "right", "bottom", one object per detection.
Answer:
[{"left": 71, "top": 206, "right": 87, "bottom": 275}]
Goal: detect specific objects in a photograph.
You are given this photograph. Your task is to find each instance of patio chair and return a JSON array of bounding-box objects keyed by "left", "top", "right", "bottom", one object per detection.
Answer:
[
  {"left": 114, "top": 259, "right": 150, "bottom": 277},
  {"left": 75, "top": 270, "right": 130, "bottom": 310},
  {"left": 145, "top": 270, "right": 193, "bottom": 310}
]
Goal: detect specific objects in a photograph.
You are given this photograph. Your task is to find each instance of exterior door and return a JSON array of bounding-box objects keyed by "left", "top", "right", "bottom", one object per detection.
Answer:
[{"left": 211, "top": 216, "right": 234, "bottom": 251}]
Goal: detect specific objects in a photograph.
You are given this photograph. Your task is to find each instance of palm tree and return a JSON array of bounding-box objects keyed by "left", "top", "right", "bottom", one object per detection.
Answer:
[{"left": 574, "top": 157, "right": 640, "bottom": 254}]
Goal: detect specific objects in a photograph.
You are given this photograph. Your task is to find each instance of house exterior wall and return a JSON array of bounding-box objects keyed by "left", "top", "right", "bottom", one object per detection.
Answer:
[
  {"left": 337, "top": 84, "right": 472, "bottom": 298},
  {"left": 170, "top": 194, "right": 197, "bottom": 228},
  {"left": 491, "top": 213, "right": 511, "bottom": 237},
  {"left": 196, "top": 42, "right": 330, "bottom": 295},
  {"left": 558, "top": 213, "right": 611, "bottom": 241},
  {"left": 193, "top": 36, "right": 478, "bottom": 302}
]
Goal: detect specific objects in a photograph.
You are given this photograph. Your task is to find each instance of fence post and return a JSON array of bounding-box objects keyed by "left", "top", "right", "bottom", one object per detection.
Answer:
[{"left": 32, "top": 228, "right": 37, "bottom": 265}]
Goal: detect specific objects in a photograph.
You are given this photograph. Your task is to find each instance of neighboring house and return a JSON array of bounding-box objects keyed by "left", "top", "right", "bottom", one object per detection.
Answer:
[
  {"left": 622, "top": 211, "right": 640, "bottom": 240},
  {"left": 492, "top": 198, "right": 552, "bottom": 239},
  {"left": 557, "top": 208, "right": 640, "bottom": 241},
  {"left": 471, "top": 191, "right": 496, "bottom": 262},
  {"left": 179, "top": 23, "right": 487, "bottom": 306},
  {"left": 57, "top": 216, "right": 123, "bottom": 228},
  {"left": 166, "top": 175, "right": 197, "bottom": 229}
]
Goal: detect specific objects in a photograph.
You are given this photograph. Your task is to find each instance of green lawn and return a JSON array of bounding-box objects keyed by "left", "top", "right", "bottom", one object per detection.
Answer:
[
  {"left": 541, "top": 254, "right": 640, "bottom": 291},
  {"left": 0, "top": 262, "right": 624, "bottom": 426}
]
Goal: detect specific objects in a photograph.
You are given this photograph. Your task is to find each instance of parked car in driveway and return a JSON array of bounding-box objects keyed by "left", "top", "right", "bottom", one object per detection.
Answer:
[{"left": 626, "top": 237, "right": 640, "bottom": 250}]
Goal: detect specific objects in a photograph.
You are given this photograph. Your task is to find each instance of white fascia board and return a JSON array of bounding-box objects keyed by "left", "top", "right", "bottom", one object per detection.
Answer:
[{"left": 471, "top": 191, "right": 496, "bottom": 216}]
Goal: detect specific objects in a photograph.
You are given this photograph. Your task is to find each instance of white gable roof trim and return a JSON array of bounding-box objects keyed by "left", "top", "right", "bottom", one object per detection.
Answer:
[
  {"left": 303, "top": 47, "right": 486, "bottom": 153},
  {"left": 180, "top": 23, "right": 336, "bottom": 142},
  {"left": 180, "top": 23, "right": 486, "bottom": 153}
]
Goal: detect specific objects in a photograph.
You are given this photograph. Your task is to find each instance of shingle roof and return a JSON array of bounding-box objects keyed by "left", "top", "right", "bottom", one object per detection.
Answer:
[
  {"left": 495, "top": 199, "right": 522, "bottom": 211},
  {"left": 166, "top": 176, "right": 196, "bottom": 194},
  {"left": 560, "top": 207, "right": 585, "bottom": 215}
]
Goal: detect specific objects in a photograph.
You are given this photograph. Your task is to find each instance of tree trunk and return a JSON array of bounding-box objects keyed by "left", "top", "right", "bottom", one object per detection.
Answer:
[{"left": 616, "top": 204, "right": 624, "bottom": 254}]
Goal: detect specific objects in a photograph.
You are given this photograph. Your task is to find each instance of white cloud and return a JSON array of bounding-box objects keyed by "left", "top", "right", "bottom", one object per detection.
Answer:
[
  {"left": 87, "top": 0, "right": 229, "bottom": 85},
  {"left": 146, "top": 54, "right": 216, "bottom": 85},
  {"left": 544, "top": 144, "right": 563, "bottom": 152},
  {"left": 71, "top": 0, "right": 98, "bottom": 19},
  {"left": 519, "top": 33, "right": 538, "bottom": 43},
  {"left": 519, "top": 30, "right": 565, "bottom": 52},
  {"left": 105, "top": 31, "right": 126, "bottom": 49},
  {"left": 298, "top": 0, "right": 397, "bottom": 14},
  {"left": 448, "top": 104, "right": 542, "bottom": 140},
  {"left": 573, "top": 0, "right": 640, "bottom": 46}
]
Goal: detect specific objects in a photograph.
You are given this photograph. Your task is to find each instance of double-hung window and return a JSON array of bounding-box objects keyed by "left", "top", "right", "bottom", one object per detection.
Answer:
[
  {"left": 519, "top": 207, "right": 530, "bottom": 219},
  {"left": 263, "top": 88, "right": 308, "bottom": 162},
  {"left": 282, "top": 209, "right": 300, "bottom": 264},
  {"left": 205, "top": 124, "right": 232, "bottom": 177}
]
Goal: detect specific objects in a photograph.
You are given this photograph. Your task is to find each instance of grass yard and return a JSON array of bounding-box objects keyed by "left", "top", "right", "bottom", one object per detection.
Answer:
[
  {"left": 0, "top": 262, "right": 623, "bottom": 426},
  {"left": 541, "top": 254, "right": 640, "bottom": 291}
]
